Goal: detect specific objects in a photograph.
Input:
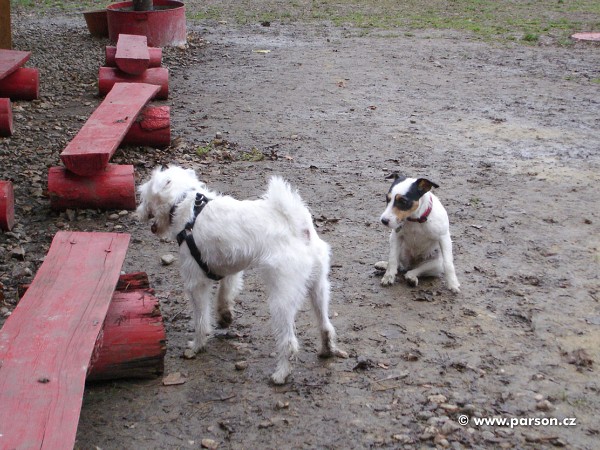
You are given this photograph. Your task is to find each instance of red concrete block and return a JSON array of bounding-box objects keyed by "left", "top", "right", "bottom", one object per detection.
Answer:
[
  {"left": 98, "top": 66, "right": 168, "bottom": 99},
  {"left": 0, "top": 97, "right": 12, "bottom": 136},
  {"left": 106, "top": 45, "right": 162, "bottom": 68},
  {"left": 0, "top": 67, "right": 39, "bottom": 100},
  {"left": 115, "top": 34, "right": 150, "bottom": 75},
  {"left": 48, "top": 164, "right": 136, "bottom": 211},
  {"left": 0, "top": 180, "right": 14, "bottom": 231},
  {"left": 122, "top": 105, "right": 170, "bottom": 148}
]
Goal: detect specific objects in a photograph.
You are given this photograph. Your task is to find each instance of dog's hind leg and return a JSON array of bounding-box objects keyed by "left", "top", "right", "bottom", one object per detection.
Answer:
[
  {"left": 404, "top": 257, "right": 443, "bottom": 287},
  {"left": 265, "top": 271, "right": 306, "bottom": 385},
  {"left": 308, "top": 266, "right": 348, "bottom": 360},
  {"left": 216, "top": 272, "right": 244, "bottom": 328}
]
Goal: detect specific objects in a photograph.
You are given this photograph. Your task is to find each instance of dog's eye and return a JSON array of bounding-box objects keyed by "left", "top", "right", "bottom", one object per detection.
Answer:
[{"left": 395, "top": 195, "right": 410, "bottom": 208}]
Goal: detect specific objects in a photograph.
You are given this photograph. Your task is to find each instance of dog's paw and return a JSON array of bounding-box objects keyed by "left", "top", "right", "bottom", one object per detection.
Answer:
[
  {"left": 404, "top": 272, "right": 419, "bottom": 287},
  {"left": 448, "top": 283, "right": 461, "bottom": 294},
  {"left": 270, "top": 367, "right": 291, "bottom": 385},
  {"left": 217, "top": 310, "right": 233, "bottom": 328},
  {"left": 184, "top": 339, "right": 206, "bottom": 358},
  {"left": 381, "top": 272, "right": 396, "bottom": 286},
  {"left": 374, "top": 261, "right": 388, "bottom": 271}
]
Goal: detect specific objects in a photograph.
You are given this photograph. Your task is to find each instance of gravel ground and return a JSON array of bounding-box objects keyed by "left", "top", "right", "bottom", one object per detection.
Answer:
[{"left": 1, "top": 5, "right": 599, "bottom": 450}]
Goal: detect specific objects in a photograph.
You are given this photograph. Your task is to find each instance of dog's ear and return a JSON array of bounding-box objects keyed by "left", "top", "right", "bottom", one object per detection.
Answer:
[{"left": 415, "top": 178, "right": 440, "bottom": 194}]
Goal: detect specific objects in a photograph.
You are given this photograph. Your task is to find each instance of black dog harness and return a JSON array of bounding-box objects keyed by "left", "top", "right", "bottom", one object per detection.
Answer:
[{"left": 176, "top": 193, "right": 223, "bottom": 281}]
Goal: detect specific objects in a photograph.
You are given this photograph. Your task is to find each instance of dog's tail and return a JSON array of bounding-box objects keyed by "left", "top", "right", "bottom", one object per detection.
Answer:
[{"left": 264, "top": 176, "right": 315, "bottom": 238}]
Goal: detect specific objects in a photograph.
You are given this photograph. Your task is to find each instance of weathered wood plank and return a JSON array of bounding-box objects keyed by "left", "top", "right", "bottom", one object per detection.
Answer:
[
  {"left": 115, "top": 34, "right": 150, "bottom": 75},
  {"left": 0, "top": 49, "right": 29, "bottom": 80},
  {"left": 60, "top": 82, "right": 159, "bottom": 176},
  {"left": 0, "top": 231, "right": 130, "bottom": 450}
]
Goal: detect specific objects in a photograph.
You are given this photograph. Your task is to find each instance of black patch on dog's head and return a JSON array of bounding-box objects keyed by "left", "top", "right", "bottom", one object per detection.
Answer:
[
  {"left": 386, "top": 173, "right": 407, "bottom": 192},
  {"left": 405, "top": 178, "right": 439, "bottom": 201}
]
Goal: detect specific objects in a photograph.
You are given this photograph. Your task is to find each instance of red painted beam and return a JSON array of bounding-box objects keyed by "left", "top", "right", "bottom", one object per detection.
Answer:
[
  {"left": 60, "top": 82, "right": 159, "bottom": 176},
  {"left": 115, "top": 34, "right": 150, "bottom": 75},
  {"left": 0, "top": 231, "right": 130, "bottom": 450},
  {"left": 0, "top": 49, "right": 29, "bottom": 80},
  {"left": 88, "top": 288, "right": 166, "bottom": 381},
  {"left": 106, "top": 45, "right": 162, "bottom": 68},
  {"left": 48, "top": 164, "right": 136, "bottom": 211},
  {"left": 0, "top": 67, "right": 39, "bottom": 100},
  {"left": 0, "top": 97, "right": 12, "bottom": 136},
  {"left": 98, "top": 66, "right": 168, "bottom": 100},
  {"left": 0, "top": 180, "right": 14, "bottom": 231},
  {"left": 122, "top": 105, "right": 170, "bottom": 148}
]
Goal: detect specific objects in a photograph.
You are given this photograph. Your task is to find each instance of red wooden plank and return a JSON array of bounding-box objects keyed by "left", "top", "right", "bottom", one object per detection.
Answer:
[
  {"left": 0, "top": 231, "right": 130, "bottom": 450},
  {"left": 115, "top": 34, "right": 150, "bottom": 75},
  {"left": 106, "top": 45, "right": 162, "bottom": 68},
  {"left": 60, "top": 82, "right": 160, "bottom": 176},
  {"left": 0, "top": 49, "right": 30, "bottom": 80}
]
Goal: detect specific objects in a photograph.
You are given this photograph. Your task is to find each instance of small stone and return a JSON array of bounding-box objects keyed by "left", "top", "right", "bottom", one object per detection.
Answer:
[
  {"left": 118, "top": 210, "right": 129, "bottom": 216},
  {"left": 108, "top": 213, "right": 120, "bottom": 220},
  {"left": 440, "top": 403, "right": 459, "bottom": 413},
  {"left": 161, "top": 254, "right": 176, "bottom": 265},
  {"left": 235, "top": 361, "right": 248, "bottom": 371},
  {"left": 433, "top": 434, "right": 449, "bottom": 447},
  {"left": 536, "top": 400, "right": 553, "bottom": 411},
  {"left": 392, "top": 434, "right": 412, "bottom": 444},
  {"left": 441, "top": 420, "right": 461, "bottom": 435},
  {"left": 201, "top": 438, "right": 218, "bottom": 449},
  {"left": 275, "top": 400, "right": 289, "bottom": 410},
  {"left": 534, "top": 393, "right": 544, "bottom": 401},
  {"left": 11, "top": 247, "right": 25, "bottom": 261},
  {"left": 417, "top": 411, "right": 434, "bottom": 421},
  {"left": 531, "top": 373, "right": 545, "bottom": 381},
  {"left": 428, "top": 394, "right": 447, "bottom": 404}
]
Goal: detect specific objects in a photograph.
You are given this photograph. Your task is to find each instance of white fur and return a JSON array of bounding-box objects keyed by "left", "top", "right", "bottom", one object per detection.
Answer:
[
  {"left": 379, "top": 177, "right": 460, "bottom": 293},
  {"left": 137, "top": 166, "right": 347, "bottom": 384}
]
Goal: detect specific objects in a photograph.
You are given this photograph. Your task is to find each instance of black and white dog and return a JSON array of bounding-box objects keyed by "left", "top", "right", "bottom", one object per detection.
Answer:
[
  {"left": 378, "top": 174, "right": 460, "bottom": 293},
  {"left": 136, "top": 165, "right": 347, "bottom": 384}
]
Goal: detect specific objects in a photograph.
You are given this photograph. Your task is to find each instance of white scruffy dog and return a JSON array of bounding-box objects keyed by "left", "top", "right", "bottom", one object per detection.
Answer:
[
  {"left": 137, "top": 165, "right": 347, "bottom": 384},
  {"left": 378, "top": 174, "right": 460, "bottom": 293}
]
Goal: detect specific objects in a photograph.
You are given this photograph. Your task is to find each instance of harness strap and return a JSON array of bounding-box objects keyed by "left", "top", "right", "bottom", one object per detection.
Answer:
[{"left": 176, "top": 193, "right": 223, "bottom": 281}]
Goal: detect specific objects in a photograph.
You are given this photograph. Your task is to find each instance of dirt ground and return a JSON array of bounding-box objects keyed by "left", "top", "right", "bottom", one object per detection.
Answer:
[{"left": 1, "top": 6, "right": 599, "bottom": 450}]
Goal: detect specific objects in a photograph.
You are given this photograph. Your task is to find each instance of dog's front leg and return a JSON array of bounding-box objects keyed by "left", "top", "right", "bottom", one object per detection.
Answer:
[
  {"left": 381, "top": 231, "right": 400, "bottom": 286},
  {"left": 439, "top": 233, "right": 460, "bottom": 293},
  {"left": 184, "top": 278, "right": 214, "bottom": 357},
  {"left": 216, "top": 272, "right": 244, "bottom": 328}
]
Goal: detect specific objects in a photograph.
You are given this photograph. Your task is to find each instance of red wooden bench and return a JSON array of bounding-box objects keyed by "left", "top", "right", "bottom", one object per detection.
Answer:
[
  {"left": 60, "top": 82, "right": 160, "bottom": 176},
  {"left": 115, "top": 34, "right": 150, "bottom": 75},
  {"left": 0, "top": 49, "right": 39, "bottom": 100},
  {"left": 0, "top": 231, "right": 130, "bottom": 449}
]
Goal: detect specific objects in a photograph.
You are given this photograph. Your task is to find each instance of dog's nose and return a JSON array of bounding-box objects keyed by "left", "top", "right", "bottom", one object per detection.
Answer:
[{"left": 381, "top": 217, "right": 389, "bottom": 226}]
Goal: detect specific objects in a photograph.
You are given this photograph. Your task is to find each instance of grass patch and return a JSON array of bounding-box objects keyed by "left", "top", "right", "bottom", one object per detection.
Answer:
[{"left": 11, "top": 0, "right": 600, "bottom": 44}]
